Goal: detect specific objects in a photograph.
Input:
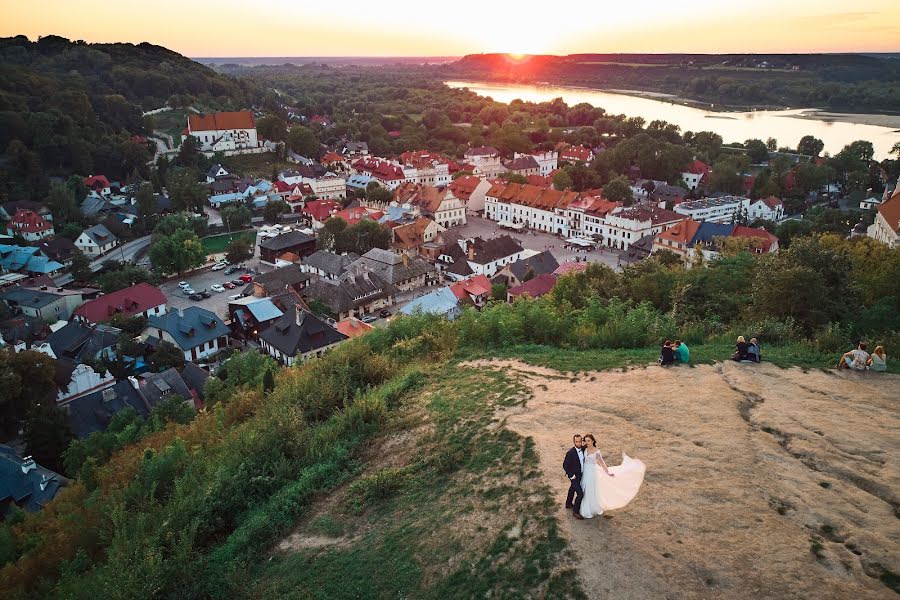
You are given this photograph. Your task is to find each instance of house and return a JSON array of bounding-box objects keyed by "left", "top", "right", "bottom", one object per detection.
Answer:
[
  {"left": 334, "top": 317, "right": 374, "bottom": 339},
  {"left": 731, "top": 226, "right": 780, "bottom": 254},
  {"left": 228, "top": 296, "right": 284, "bottom": 339},
  {"left": 399, "top": 150, "right": 452, "bottom": 187},
  {"left": 184, "top": 111, "right": 259, "bottom": 152},
  {"left": 0, "top": 200, "right": 50, "bottom": 222},
  {"left": 251, "top": 265, "right": 313, "bottom": 297},
  {"left": 602, "top": 206, "right": 685, "bottom": 250},
  {"left": 258, "top": 305, "right": 348, "bottom": 367},
  {"left": 449, "top": 275, "right": 492, "bottom": 308},
  {"left": 73, "top": 283, "right": 166, "bottom": 324},
  {"left": 0, "top": 245, "right": 63, "bottom": 277},
  {"left": 439, "top": 235, "right": 525, "bottom": 279},
  {"left": 331, "top": 207, "right": 383, "bottom": 226},
  {"left": 747, "top": 197, "right": 784, "bottom": 221},
  {"left": 206, "top": 163, "right": 230, "bottom": 183},
  {"left": 391, "top": 217, "right": 445, "bottom": 256},
  {"left": 46, "top": 321, "right": 120, "bottom": 362},
  {"left": 0, "top": 287, "right": 84, "bottom": 321},
  {"left": 33, "top": 237, "right": 77, "bottom": 266},
  {"left": 321, "top": 151, "right": 348, "bottom": 172},
  {"left": 392, "top": 183, "right": 466, "bottom": 228},
  {"left": 507, "top": 273, "right": 558, "bottom": 301},
  {"left": 84, "top": 175, "right": 112, "bottom": 196},
  {"left": 513, "top": 151, "right": 558, "bottom": 176},
  {"left": 563, "top": 196, "right": 622, "bottom": 238},
  {"left": 351, "top": 157, "right": 407, "bottom": 189},
  {"left": 0, "top": 445, "right": 67, "bottom": 516},
  {"left": 553, "top": 262, "right": 589, "bottom": 277},
  {"left": 492, "top": 251, "right": 559, "bottom": 288},
  {"left": 346, "top": 173, "right": 378, "bottom": 194},
  {"left": 448, "top": 175, "right": 492, "bottom": 214},
  {"left": 867, "top": 188, "right": 900, "bottom": 248},
  {"left": 259, "top": 231, "right": 317, "bottom": 264},
  {"left": 681, "top": 160, "right": 711, "bottom": 190},
  {"left": 651, "top": 184, "right": 689, "bottom": 206},
  {"left": 503, "top": 155, "right": 541, "bottom": 177},
  {"left": 400, "top": 286, "right": 462, "bottom": 320},
  {"left": 350, "top": 248, "right": 436, "bottom": 291},
  {"left": 653, "top": 219, "right": 779, "bottom": 260},
  {"left": 137, "top": 366, "right": 207, "bottom": 411},
  {"left": 144, "top": 307, "right": 230, "bottom": 362},
  {"left": 302, "top": 270, "right": 398, "bottom": 321},
  {"left": 7, "top": 210, "right": 54, "bottom": 241},
  {"left": 56, "top": 362, "right": 116, "bottom": 403},
  {"left": 484, "top": 183, "right": 581, "bottom": 235},
  {"left": 74, "top": 224, "right": 118, "bottom": 258},
  {"left": 300, "top": 250, "right": 359, "bottom": 281},
  {"left": 464, "top": 146, "right": 504, "bottom": 178},
  {"left": 675, "top": 196, "right": 750, "bottom": 224},
  {"left": 302, "top": 199, "right": 342, "bottom": 227},
  {"left": 560, "top": 145, "right": 594, "bottom": 164},
  {"left": 61, "top": 379, "right": 148, "bottom": 439}
]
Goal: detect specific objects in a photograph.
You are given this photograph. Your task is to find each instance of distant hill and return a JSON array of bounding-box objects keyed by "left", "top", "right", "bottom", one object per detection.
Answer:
[
  {"left": 440, "top": 53, "right": 900, "bottom": 113},
  {"left": 0, "top": 35, "right": 259, "bottom": 199}
]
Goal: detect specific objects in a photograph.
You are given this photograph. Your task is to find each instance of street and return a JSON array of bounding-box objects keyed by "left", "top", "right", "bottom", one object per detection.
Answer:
[{"left": 54, "top": 235, "right": 152, "bottom": 286}]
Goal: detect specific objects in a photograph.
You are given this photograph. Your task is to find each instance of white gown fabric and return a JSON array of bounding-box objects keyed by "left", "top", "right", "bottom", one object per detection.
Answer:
[{"left": 580, "top": 451, "right": 646, "bottom": 518}]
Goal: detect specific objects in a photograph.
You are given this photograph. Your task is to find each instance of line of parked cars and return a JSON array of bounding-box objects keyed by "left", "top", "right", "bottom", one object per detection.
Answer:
[{"left": 177, "top": 263, "right": 255, "bottom": 302}]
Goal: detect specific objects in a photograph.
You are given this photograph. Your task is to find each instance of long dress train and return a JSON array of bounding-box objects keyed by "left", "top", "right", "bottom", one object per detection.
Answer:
[{"left": 580, "top": 451, "right": 646, "bottom": 519}]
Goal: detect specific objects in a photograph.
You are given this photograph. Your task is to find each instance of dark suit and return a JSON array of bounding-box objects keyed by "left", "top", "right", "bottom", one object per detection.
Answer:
[{"left": 563, "top": 446, "right": 584, "bottom": 512}]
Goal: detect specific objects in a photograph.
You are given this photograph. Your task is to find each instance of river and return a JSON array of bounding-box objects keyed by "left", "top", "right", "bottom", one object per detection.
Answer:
[{"left": 445, "top": 81, "right": 899, "bottom": 160}]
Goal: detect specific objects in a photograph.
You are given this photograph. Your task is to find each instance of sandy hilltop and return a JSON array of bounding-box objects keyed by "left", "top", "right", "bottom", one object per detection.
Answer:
[{"left": 473, "top": 360, "right": 900, "bottom": 599}]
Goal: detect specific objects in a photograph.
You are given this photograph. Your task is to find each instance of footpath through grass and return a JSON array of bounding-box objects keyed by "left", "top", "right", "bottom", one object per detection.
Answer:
[{"left": 247, "top": 364, "right": 586, "bottom": 600}]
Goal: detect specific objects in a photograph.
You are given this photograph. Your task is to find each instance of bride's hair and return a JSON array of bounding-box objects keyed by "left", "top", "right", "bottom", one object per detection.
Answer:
[{"left": 583, "top": 434, "right": 597, "bottom": 447}]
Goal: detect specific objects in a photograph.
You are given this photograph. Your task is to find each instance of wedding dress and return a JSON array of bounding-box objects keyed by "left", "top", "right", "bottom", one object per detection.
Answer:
[{"left": 580, "top": 451, "right": 646, "bottom": 518}]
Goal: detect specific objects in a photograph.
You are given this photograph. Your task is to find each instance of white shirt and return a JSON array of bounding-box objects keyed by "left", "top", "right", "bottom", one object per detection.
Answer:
[{"left": 577, "top": 448, "right": 585, "bottom": 471}]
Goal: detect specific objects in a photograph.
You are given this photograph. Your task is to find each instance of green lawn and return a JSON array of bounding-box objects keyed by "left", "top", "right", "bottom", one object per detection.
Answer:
[
  {"left": 221, "top": 152, "right": 294, "bottom": 179},
  {"left": 200, "top": 230, "right": 257, "bottom": 254}
]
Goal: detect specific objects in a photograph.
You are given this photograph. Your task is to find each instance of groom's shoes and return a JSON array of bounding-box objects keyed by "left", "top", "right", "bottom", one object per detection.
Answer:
[{"left": 573, "top": 512, "right": 584, "bottom": 519}]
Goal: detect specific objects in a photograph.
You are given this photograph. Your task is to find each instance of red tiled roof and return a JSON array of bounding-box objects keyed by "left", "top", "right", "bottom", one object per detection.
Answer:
[
  {"left": 655, "top": 219, "right": 700, "bottom": 245},
  {"left": 84, "top": 175, "right": 111, "bottom": 189},
  {"left": 448, "top": 175, "right": 482, "bottom": 201},
  {"left": 612, "top": 206, "right": 684, "bottom": 226},
  {"left": 449, "top": 275, "right": 492, "bottom": 300},
  {"left": 685, "top": 160, "right": 711, "bottom": 175},
  {"left": 731, "top": 226, "right": 779, "bottom": 252},
  {"left": 9, "top": 209, "right": 52, "bottom": 233},
  {"left": 73, "top": 283, "right": 166, "bottom": 323},
  {"left": 188, "top": 111, "right": 255, "bottom": 132},
  {"left": 761, "top": 196, "right": 783, "bottom": 209},
  {"left": 335, "top": 317, "right": 374, "bottom": 338},
  {"left": 508, "top": 273, "right": 558, "bottom": 298},
  {"left": 526, "top": 174, "right": 551, "bottom": 187},
  {"left": 877, "top": 189, "right": 900, "bottom": 233},
  {"left": 560, "top": 146, "right": 593, "bottom": 162},
  {"left": 352, "top": 157, "right": 405, "bottom": 181},
  {"left": 272, "top": 181, "right": 292, "bottom": 193},
  {"left": 321, "top": 151, "right": 344, "bottom": 164},
  {"left": 332, "top": 207, "right": 380, "bottom": 226},
  {"left": 486, "top": 182, "right": 580, "bottom": 211},
  {"left": 553, "top": 262, "right": 589, "bottom": 276},
  {"left": 303, "top": 199, "right": 341, "bottom": 221}
]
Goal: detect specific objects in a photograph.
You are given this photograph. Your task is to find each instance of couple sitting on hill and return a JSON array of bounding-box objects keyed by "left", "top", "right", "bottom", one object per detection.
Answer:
[
  {"left": 733, "top": 336, "right": 761, "bottom": 363},
  {"left": 659, "top": 340, "right": 689, "bottom": 366},
  {"left": 836, "top": 342, "right": 888, "bottom": 372}
]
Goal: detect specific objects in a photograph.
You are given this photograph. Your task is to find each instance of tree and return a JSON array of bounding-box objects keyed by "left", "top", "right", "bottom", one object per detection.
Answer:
[
  {"left": 174, "top": 135, "right": 207, "bottom": 171},
  {"left": 167, "top": 169, "right": 206, "bottom": 213},
  {"left": 70, "top": 250, "right": 93, "bottom": 283},
  {"left": 263, "top": 199, "right": 290, "bottom": 224},
  {"left": 602, "top": 176, "right": 634, "bottom": 205},
  {"left": 336, "top": 220, "right": 390, "bottom": 255},
  {"left": 286, "top": 126, "right": 319, "bottom": 157},
  {"left": 149, "top": 229, "right": 205, "bottom": 275},
  {"left": 23, "top": 402, "right": 73, "bottom": 475},
  {"left": 498, "top": 172, "right": 528, "bottom": 184},
  {"left": 221, "top": 204, "right": 251, "bottom": 229},
  {"left": 766, "top": 137, "right": 778, "bottom": 152},
  {"left": 46, "top": 181, "right": 82, "bottom": 225},
  {"left": 149, "top": 341, "right": 185, "bottom": 372},
  {"left": 744, "top": 138, "right": 770, "bottom": 163},
  {"left": 491, "top": 283, "right": 508, "bottom": 301},
  {"left": 708, "top": 155, "right": 747, "bottom": 194},
  {"left": 552, "top": 170, "right": 573, "bottom": 191},
  {"left": 58, "top": 222, "right": 83, "bottom": 240},
  {"left": 256, "top": 114, "right": 287, "bottom": 141},
  {"left": 0, "top": 351, "right": 57, "bottom": 438},
  {"left": 225, "top": 238, "right": 253, "bottom": 264},
  {"left": 97, "top": 263, "right": 153, "bottom": 293},
  {"left": 262, "top": 368, "right": 275, "bottom": 394},
  {"left": 797, "top": 135, "right": 824, "bottom": 157},
  {"left": 316, "top": 216, "right": 348, "bottom": 251},
  {"left": 135, "top": 182, "right": 156, "bottom": 225},
  {"left": 365, "top": 184, "right": 392, "bottom": 206}
]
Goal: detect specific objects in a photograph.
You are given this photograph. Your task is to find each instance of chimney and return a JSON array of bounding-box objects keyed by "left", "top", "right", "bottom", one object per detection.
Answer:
[
  {"left": 177, "top": 307, "right": 185, "bottom": 318},
  {"left": 468, "top": 244, "right": 475, "bottom": 261},
  {"left": 128, "top": 376, "right": 140, "bottom": 390},
  {"left": 21, "top": 456, "right": 36, "bottom": 474},
  {"left": 402, "top": 253, "right": 409, "bottom": 266},
  {"left": 295, "top": 303, "right": 304, "bottom": 326}
]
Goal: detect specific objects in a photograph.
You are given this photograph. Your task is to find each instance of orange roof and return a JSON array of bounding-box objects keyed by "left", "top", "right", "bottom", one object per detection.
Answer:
[
  {"left": 188, "top": 111, "right": 255, "bottom": 132},
  {"left": 449, "top": 275, "right": 492, "bottom": 300},
  {"left": 560, "top": 146, "right": 593, "bottom": 162},
  {"left": 878, "top": 189, "right": 900, "bottom": 233},
  {"left": 656, "top": 219, "right": 700, "bottom": 245},
  {"left": 278, "top": 252, "right": 301, "bottom": 263},
  {"left": 761, "top": 196, "right": 783, "bottom": 209},
  {"left": 335, "top": 317, "right": 374, "bottom": 338},
  {"left": 731, "top": 226, "right": 780, "bottom": 252},
  {"left": 486, "top": 182, "right": 580, "bottom": 211},
  {"left": 392, "top": 216, "right": 434, "bottom": 249},
  {"left": 321, "top": 151, "right": 344, "bottom": 164},
  {"left": 448, "top": 175, "right": 483, "bottom": 201}
]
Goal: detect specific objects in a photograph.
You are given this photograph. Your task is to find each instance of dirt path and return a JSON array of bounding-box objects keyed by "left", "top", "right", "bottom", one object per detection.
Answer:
[{"left": 471, "top": 360, "right": 900, "bottom": 599}]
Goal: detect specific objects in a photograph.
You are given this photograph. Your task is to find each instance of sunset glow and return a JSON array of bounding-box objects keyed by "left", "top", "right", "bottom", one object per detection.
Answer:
[{"left": 1, "top": 0, "right": 898, "bottom": 56}]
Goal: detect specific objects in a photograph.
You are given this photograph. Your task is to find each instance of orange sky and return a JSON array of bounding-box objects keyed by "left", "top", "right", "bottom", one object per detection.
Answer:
[{"left": 2, "top": 0, "right": 899, "bottom": 56}]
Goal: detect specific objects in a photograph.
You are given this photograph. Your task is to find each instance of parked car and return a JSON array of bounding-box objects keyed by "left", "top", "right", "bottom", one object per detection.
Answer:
[
  {"left": 178, "top": 281, "right": 190, "bottom": 289},
  {"left": 211, "top": 284, "right": 225, "bottom": 293},
  {"left": 211, "top": 262, "right": 227, "bottom": 271},
  {"left": 189, "top": 293, "right": 203, "bottom": 301},
  {"left": 239, "top": 274, "right": 253, "bottom": 283},
  {"left": 223, "top": 282, "right": 236, "bottom": 289},
  {"left": 199, "top": 289, "right": 211, "bottom": 299},
  {"left": 224, "top": 266, "right": 238, "bottom": 275},
  {"left": 361, "top": 314, "right": 378, "bottom": 324},
  {"left": 379, "top": 309, "right": 391, "bottom": 318},
  {"left": 231, "top": 279, "right": 244, "bottom": 286},
  {"left": 182, "top": 288, "right": 196, "bottom": 296}
]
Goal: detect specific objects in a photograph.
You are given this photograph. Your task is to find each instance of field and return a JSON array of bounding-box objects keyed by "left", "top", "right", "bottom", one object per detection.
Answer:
[
  {"left": 200, "top": 230, "right": 257, "bottom": 254},
  {"left": 148, "top": 108, "right": 190, "bottom": 147},
  {"left": 221, "top": 152, "right": 295, "bottom": 179}
]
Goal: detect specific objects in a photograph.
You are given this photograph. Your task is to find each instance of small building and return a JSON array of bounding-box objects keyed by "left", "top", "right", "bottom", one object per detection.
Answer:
[
  {"left": 73, "top": 283, "right": 166, "bottom": 324},
  {"left": 492, "top": 250, "right": 559, "bottom": 288},
  {"left": 302, "top": 271, "right": 398, "bottom": 321},
  {"left": 448, "top": 175, "right": 492, "bottom": 214},
  {"left": 440, "top": 236, "right": 525, "bottom": 279},
  {"left": 251, "top": 265, "right": 313, "bottom": 297},
  {"left": 84, "top": 175, "right": 112, "bottom": 196},
  {"left": 0, "top": 287, "right": 84, "bottom": 321},
  {"left": 747, "top": 196, "right": 784, "bottom": 221},
  {"left": 206, "top": 163, "right": 230, "bottom": 183},
  {"left": 674, "top": 196, "right": 750, "bottom": 224},
  {"left": 258, "top": 305, "right": 348, "bottom": 367},
  {"left": 228, "top": 296, "right": 284, "bottom": 338},
  {"left": 300, "top": 250, "right": 359, "bottom": 281},
  {"left": 334, "top": 317, "right": 374, "bottom": 339},
  {"left": 259, "top": 231, "right": 317, "bottom": 264},
  {"left": 184, "top": 111, "right": 259, "bottom": 152},
  {"left": 7, "top": 210, "right": 54, "bottom": 241},
  {"left": 560, "top": 145, "right": 594, "bottom": 164},
  {"left": 400, "top": 287, "right": 462, "bottom": 320},
  {"left": 681, "top": 160, "right": 711, "bottom": 190},
  {"left": 507, "top": 273, "right": 558, "bottom": 301},
  {"left": 503, "top": 155, "right": 541, "bottom": 177},
  {"left": 391, "top": 217, "right": 445, "bottom": 256},
  {"left": 449, "top": 275, "right": 492, "bottom": 308},
  {"left": 62, "top": 379, "right": 148, "bottom": 439},
  {"left": 34, "top": 237, "right": 77, "bottom": 266},
  {"left": 0, "top": 445, "right": 67, "bottom": 516},
  {"left": 350, "top": 248, "right": 436, "bottom": 292},
  {"left": 143, "top": 307, "right": 229, "bottom": 362},
  {"left": 75, "top": 224, "right": 118, "bottom": 258}
]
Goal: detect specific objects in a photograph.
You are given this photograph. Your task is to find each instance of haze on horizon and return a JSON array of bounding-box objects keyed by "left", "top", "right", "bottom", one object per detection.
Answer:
[{"left": 2, "top": 0, "right": 899, "bottom": 57}]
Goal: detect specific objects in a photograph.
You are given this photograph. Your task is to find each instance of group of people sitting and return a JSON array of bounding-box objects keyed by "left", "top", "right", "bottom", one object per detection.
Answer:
[
  {"left": 836, "top": 342, "right": 888, "bottom": 372},
  {"left": 733, "top": 336, "right": 762, "bottom": 363},
  {"left": 658, "top": 340, "right": 689, "bottom": 365}
]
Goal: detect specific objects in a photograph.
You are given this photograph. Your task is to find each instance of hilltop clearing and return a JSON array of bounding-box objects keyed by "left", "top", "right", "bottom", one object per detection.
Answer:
[{"left": 472, "top": 360, "right": 899, "bottom": 599}]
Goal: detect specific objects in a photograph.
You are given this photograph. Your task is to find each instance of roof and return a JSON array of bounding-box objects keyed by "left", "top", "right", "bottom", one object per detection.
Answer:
[
  {"left": 188, "top": 111, "right": 255, "bottom": 132},
  {"left": 73, "top": 283, "right": 166, "bottom": 323},
  {"left": 465, "top": 146, "right": 499, "bottom": 157},
  {"left": 560, "top": 146, "right": 593, "bottom": 162},
  {"left": 352, "top": 157, "right": 405, "bottom": 181},
  {"left": 302, "top": 250, "right": 359, "bottom": 277},
  {"left": 401, "top": 287, "right": 461, "bottom": 317},
  {"left": 506, "top": 250, "right": 559, "bottom": 281},
  {"left": 759, "top": 196, "right": 783, "bottom": 209},
  {"left": 332, "top": 207, "right": 381, "bottom": 225},
  {"left": 611, "top": 206, "right": 684, "bottom": 226},
  {"left": 656, "top": 219, "right": 701, "bottom": 246},
  {"left": 731, "top": 226, "right": 780, "bottom": 252},
  {"left": 693, "top": 221, "right": 736, "bottom": 245},
  {"left": 9, "top": 210, "right": 53, "bottom": 233},
  {"left": 258, "top": 308, "right": 348, "bottom": 357},
  {"left": 84, "top": 175, "right": 111, "bottom": 189},
  {"left": 449, "top": 275, "right": 492, "bottom": 300},
  {"left": 303, "top": 199, "right": 342, "bottom": 221},
  {"left": 81, "top": 223, "right": 118, "bottom": 245},
  {"left": 321, "top": 151, "right": 345, "bottom": 164},
  {"left": 34, "top": 237, "right": 76, "bottom": 262},
  {"left": 508, "top": 273, "right": 558, "bottom": 299},
  {"left": 684, "top": 160, "right": 711, "bottom": 176},
  {"left": 553, "top": 262, "right": 589, "bottom": 276},
  {"left": 259, "top": 231, "right": 316, "bottom": 252},
  {"left": 206, "top": 163, "right": 228, "bottom": 179},
  {"left": 138, "top": 367, "right": 194, "bottom": 410},
  {"left": 179, "top": 362, "right": 211, "bottom": 402},
  {"left": 486, "top": 182, "right": 580, "bottom": 211},
  {"left": 0, "top": 287, "right": 62, "bottom": 310},
  {"left": 393, "top": 217, "right": 437, "bottom": 250},
  {"left": 351, "top": 248, "right": 435, "bottom": 285},
  {"left": 334, "top": 317, "right": 374, "bottom": 338},
  {"left": 64, "top": 379, "right": 148, "bottom": 439},
  {"left": 303, "top": 271, "right": 398, "bottom": 315},
  {"left": 876, "top": 190, "right": 900, "bottom": 233},
  {"left": 462, "top": 236, "right": 524, "bottom": 265},
  {"left": 253, "top": 265, "right": 313, "bottom": 294},
  {"left": 0, "top": 444, "right": 67, "bottom": 515},
  {"left": 504, "top": 155, "right": 540, "bottom": 171},
  {"left": 448, "top": 175, "right": 484, "bottom": 201},
  {"left": 229, "top": 296, "right": 284, "bottom": 322},
  {"left": 147, "top": 307, "right": 229, "bottom": 351}
]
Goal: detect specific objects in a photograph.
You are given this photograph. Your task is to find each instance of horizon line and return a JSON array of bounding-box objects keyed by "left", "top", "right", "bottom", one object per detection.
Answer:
[{"left": 189, "top": 51, "right": 900, "bottom": 59}]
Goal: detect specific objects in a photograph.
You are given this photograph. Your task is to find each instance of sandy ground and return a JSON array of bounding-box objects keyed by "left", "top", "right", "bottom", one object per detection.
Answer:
[
  {"left": 791, "top": 111, "right": 900, "bottom": 129},
  {"left": 472, "top": 360, "right": 900, "bottom": 600}
]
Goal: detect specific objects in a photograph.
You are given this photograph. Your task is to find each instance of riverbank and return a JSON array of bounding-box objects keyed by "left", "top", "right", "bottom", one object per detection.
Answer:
[{"left": 791, "top": 110, "right": 900, "bottom": 129}]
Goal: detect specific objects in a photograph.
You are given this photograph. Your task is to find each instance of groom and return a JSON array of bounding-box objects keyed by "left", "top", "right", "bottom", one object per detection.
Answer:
[{"left": 563, "top": 433, "right": 585, "bottom": 520}]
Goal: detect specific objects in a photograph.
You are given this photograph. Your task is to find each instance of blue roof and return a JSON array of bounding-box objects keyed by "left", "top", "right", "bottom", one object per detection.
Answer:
[
  {"left": 378, "top": 206, "right": 414, "bottom": 224},
  {"left": 690, "top": 222, "right": 735, "bottom": 245},
  {"left": 401, "top": 287, "right": 461, "bottom": 319},
  {"left": 209, "top": 192, "right": 242, "bottom": 206},
  {"left": 65, "top": 380, "right": 149, "bottom": 439},
  {"left": 147, "top": 307, "right": 230, "bottom": 351},
  {"left": 346, "top": 174, "right": 375, "bottom": 189},
  {"left": 244, "top": 298, "right": 284, "bottom": 322},
  {"left": 0, "top": 444, "right": 66, "bottom": 515},
  {"left": 0, "top": 245, "right": 63, "bottom": 274}
]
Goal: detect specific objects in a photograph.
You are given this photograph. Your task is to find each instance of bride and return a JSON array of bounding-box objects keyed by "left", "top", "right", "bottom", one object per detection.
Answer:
[{"left": 580, "top": 434, "right": 646, "bottom": 519}]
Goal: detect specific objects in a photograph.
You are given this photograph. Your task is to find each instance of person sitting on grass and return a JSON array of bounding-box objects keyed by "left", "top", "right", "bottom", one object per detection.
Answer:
[
  {"left": 659, "top": 340, "right": 675, "bottom": 366},
  {"left": 837, "top": 342, "right": 869, "bottom": 371},
  {"left": 867, "top": 346, "right": 887, "bottom": 372},
  {"left": 673, "top": 340, "right": 689, "bottom": 364},
  {"left": 732, "top": 336, "right": 749, "bottom": 362},
  {"left": 747, "top": 338, "right": 761, "bottom": 363}
]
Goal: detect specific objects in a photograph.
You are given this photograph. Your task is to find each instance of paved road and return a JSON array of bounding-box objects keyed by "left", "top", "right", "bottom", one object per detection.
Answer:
[{"left": 54, "top": 235, "right": 152, "bottom": 286}]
